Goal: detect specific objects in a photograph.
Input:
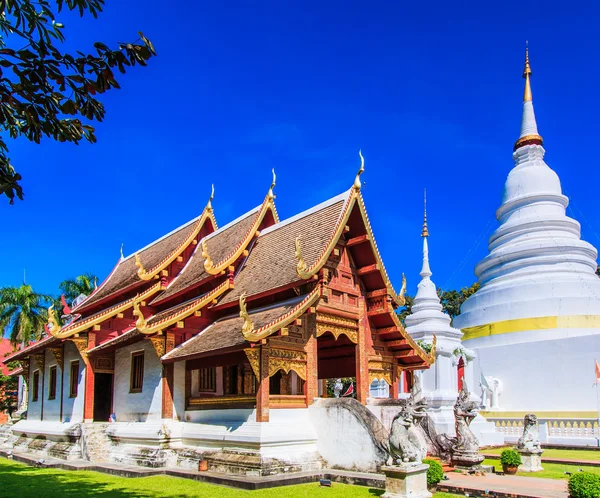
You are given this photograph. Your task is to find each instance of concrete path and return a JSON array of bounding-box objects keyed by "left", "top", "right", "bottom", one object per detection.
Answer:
[
  {"left": 440, "top": 472, "right": 568, "bottom": 498},
  {"left": 483, "top": 452, "right": 600, "bottom": 468}
]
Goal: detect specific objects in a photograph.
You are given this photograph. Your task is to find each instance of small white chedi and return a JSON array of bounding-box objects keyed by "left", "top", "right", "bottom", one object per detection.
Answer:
[{"left": 454, "top": 49, "right": 600, "bottom": 413}]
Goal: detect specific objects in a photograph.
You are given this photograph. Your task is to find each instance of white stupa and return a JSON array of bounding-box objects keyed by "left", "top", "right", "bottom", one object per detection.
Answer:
[
  {"left": 405, "top": 195, "right": 463, "bottom": 433},
  {"left": 454, "top": 49, "right": 600, "bottom": 414}
]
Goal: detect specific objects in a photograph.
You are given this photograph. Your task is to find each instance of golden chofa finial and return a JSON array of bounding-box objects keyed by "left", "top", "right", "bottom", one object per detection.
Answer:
[
  {"left": 267, "top": 168, "right": 276, "bottom": 200},
  {"left": 421, "top": 188, "right": 429, "bottom": 238},
  {"left": 239, "top": 292, "right": 254, "bottom": 336},
  {"left": 132, "top": 295, "right": 148, "bottom": 330},
  {"left": 523, "top": 41, "right": 532, "bottom": 102},
  {"left": 354, "top": 150, "right": 365, "bottom": 190},
  {"left": 47, "top": 305, "right": 61, "bottom": 336},
  {"left": 207, "top": 184, "right": 215, "bottom": 211}
]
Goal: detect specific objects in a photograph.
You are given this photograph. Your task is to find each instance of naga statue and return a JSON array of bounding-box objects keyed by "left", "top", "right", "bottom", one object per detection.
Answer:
[
  {"left": 450, "top": 380, "right": 484, "bottom": 468},
  {"left": 517, "top": 414, "right": 542, "bottom": 453},
  {"left": 387, "top": 377, "right": 428, "bottom": 465}
]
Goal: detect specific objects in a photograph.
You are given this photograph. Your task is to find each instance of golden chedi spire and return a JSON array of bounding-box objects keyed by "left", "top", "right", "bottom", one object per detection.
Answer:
[
  {"left": 514, "top": 42, "right": 543, "bottom": 151},
  {"left": 421, "top": 188, "right": 429, "bottom": 238}
]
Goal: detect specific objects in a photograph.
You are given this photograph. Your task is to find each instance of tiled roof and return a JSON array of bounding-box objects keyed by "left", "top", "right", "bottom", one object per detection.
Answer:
[
  {"left": 76, "top": 214, "right": 208, "bottom": 311},
  {"left": 2, "top": 335, "right": 58, "bottom": 363},
  {"left": 152, "top": 207, "right": 261, "bottom": 304},
  {"left": 162, "top": 296, "right": 305, "bottom": 361},
  {"left": 220, "top": 192, "right": 349, "bottom": 305},
  {"left": 0, "top": 339, "right": 13, "bottom": 374},
  {"left": 87, "top": 327, "right": 140, "bottom": 354}
]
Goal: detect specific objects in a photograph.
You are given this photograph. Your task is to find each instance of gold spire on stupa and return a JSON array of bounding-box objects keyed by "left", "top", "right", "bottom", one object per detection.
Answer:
[
  {"left": 421, "top": 188, "right": 429, "bottom": 238},
  {"left": 523, "top": 42, "right": 532, "bottom": 102}
]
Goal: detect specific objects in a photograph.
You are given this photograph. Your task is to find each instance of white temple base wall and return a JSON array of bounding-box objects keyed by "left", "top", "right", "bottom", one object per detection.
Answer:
[
  {"left": 469, "top": 414, "right": 504, "bottom": 447},
  {"left": 467, "top": 328, "right": 600, "bottom": 412},
  {"left": 8, "top": 420, "right": 83, "bottom": 460}
]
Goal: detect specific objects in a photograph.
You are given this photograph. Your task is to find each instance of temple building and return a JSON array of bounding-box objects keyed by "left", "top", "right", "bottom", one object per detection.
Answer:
[
  {"left": 454, "top": 50, "right": 600, "bottom": 441},
  {"left": 2, "top": 160, "right": 435, "bottom": 472}
]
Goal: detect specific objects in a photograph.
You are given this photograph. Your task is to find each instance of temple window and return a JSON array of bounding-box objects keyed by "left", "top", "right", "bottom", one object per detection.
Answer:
[
  {"left": 69, "top": 361, "right": 79, "bottom": 398},
  {"left": 198, "top": 367, "right": 216, "bottom": 392},
  {"left": 48, "top": 365, "right": 57, "bottom": 400},
  {"left": 32, "top": 370, "right": 40, "bottom": 402},
  {"left": 130, "top": 351, "right": 145, "bottom": 393}
]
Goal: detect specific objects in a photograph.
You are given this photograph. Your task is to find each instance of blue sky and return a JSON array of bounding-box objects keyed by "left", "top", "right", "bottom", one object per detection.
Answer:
[{"left": 2, "top": 1, "right": 599, "bottom": 299}]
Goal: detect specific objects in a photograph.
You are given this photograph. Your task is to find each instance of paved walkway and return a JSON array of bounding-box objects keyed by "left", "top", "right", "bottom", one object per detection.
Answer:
[
  {"left": 483, "top": 452, "right": 600, "bottom": 467},
  {"left": 441, "top": 472, "right": 568, "bottom": 498}
]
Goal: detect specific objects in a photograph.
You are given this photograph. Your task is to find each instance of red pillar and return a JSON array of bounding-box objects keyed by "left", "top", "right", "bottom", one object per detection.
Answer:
[
  {"left": 83, "top": 331, "right": 96, "bottom": 422},
  {"left": 162, "top": 332, "right": 175, "bottom": 420},
  {"left": 256, "top": 345, "right": 270, "bottom": 422},
  {"left": 355, "top": 297, "right": 370, "bottom": 404}
]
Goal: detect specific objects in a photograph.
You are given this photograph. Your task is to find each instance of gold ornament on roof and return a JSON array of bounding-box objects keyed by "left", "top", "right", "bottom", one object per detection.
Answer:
[
  {"left": 422, "top": 188, "right": 429, "bottom": 238},
  {"left": 398, "top": 273, "right": 407, "bottom": 306},
  {"left": 239, "top": 292, "right": 254, "bottom": 336},
  {"left": 207, "top": 184, "right": 215, "bottom": 211},
  {"left": 132, "top": 295, "right": 147, "bottom": 330},
  {"left": 135, "top": 253, "right": 150, "bottom": 280},
  {"left": 267, "top": 168, "right": 276, "bottom": 200},
  {"left": 47, "top": 305, "right": 61, "bottom": 336},
  {"left": 354, "top": 150, "right": 365, "bottom": 190},
  {"left": 295, "top": 237, "right": 308, "bottom": 276},
  {"left": 201, "top": 239, "right": 214, "bottom": 271}
]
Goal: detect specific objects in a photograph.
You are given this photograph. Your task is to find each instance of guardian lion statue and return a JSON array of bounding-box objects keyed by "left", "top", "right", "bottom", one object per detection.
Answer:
[{"left": 517, "top": 414, "right": 542, "bottom": 453}]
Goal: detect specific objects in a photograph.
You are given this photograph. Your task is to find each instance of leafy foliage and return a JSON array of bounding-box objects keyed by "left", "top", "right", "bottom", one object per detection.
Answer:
[
  {"left": 0, "top": 371, "right": 18, "bottom": 414},
  {"left": 500, "top": 449, "right": 522, "bottom": 467},
  {"left": 0, "top": 284, "right": 53, "bottom": 345},
  {"left": 416, "top": 339, "right": 433, "bottom": 354},
  {"left": 423, "top": 458, "right": 444, "bottom": 487},
  {"left": 568, "top": 472, "right": 600, "bottom": 498},
  {"left": 438, "top": 282, "right": 480, "bottom": 321},
  {"left": 325, "top": 377, "right": 355, "bottom": 398},
  {"left": 59, "top": 273, "right": 97, "bottom": 304},
  {"left": 0, "top": 0, "right": 155, "bottom": 204}
]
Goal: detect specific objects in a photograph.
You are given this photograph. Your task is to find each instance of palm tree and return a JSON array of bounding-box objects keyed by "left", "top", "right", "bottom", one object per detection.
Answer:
[
  {"left": 0, "top": 285, "right": 53, "bottom": 346},
  {"left": 59, "top": 273, "right": 98, "bottom": 305}
]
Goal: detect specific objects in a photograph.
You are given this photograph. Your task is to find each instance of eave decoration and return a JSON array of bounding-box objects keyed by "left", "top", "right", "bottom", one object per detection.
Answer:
[
  {"left": 133, "top": 278, "right": 233, "bottom": 335},
  {"left": 315, "top": 312, "right": 358, "bottom": 343},
  {"left": 203, "top": 169, "right": 279, "bottom": 275},
  {"left": 135, "top": 186, "right": 217, "bottom": 281},
  {"left": 368, "top": 359, "right": 394, "bottom": 386},
  {"left": 269, "top": 348, "right": 307, "bottom": 380},
  {"left": 294, "top": 151, "right": 406, "bottom": 306},
  {"left": 47, "top": 282, "right": 163, "bottom": 339},
  {"left": 240, "top": 285, "right": 321, "bottom": 343},
  {"left": 389, "top": 309, "right": 436, "bottom": 366}
]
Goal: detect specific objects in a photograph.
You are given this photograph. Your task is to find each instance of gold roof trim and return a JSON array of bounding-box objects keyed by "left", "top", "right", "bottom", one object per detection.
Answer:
[
  {"left": 523, "top": 44, "right": 532, "bottom": 102},
  {"left": 294, "top": 187, "right": 406, "bottom": 306},
  {"left": 135, "top": 195, "right": 217, "bottom": 281},
  {"left": 202, "top": 179, "right": 279, "bottom": 276},
  {"left": 133, "top": 278, "right": 233, "bottom": 335},
  {"left": 243, "top": 286, "right": 321, "bottom": 342},
  {"left": 389, "top": 307, "right": 435, "bottom": 366},
  {"left": 48, "top": 282, "right": 163, "bottom": 339},
  {"left": 239, "top": 292, "right": 253, "bottom": 336}
]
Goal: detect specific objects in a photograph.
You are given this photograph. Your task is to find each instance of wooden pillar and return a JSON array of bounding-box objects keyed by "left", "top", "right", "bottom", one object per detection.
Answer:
[
  {"left": 355, "top": 297, "right": 370, "bottom": 404},
  {"left": 256, "top": 345, "right": 270, "bottom": 422},
  {"left": 162, "top": 331, "right": 176, "bottom": 420},
  {"left": 83, "top": 332, "right": 96, "bottom": 422},
  {"left": 391, "top": 364, "right": 400, "bottom": 400},
  {"left": 304, "top": 333, "right": 318, "bottom": 405}
]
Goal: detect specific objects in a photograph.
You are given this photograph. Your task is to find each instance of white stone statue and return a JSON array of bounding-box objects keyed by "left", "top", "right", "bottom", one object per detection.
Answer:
[
  {"left": 333, "top": 378, "right": 343, "bottom": 398},
  {"left": 517, "top": 414, "right": 544, "bottom": 472}
]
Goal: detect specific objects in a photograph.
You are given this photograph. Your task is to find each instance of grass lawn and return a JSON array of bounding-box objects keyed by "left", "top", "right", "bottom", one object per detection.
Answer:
[
  {"left": 483, "top": 458, "right": 600, "bottom": 480},
  {"left": 0, "top": 458, "right": 459, "bottom": 498},
  {"left": 485, "top": 446, "right": 600, "bottom": 462}
]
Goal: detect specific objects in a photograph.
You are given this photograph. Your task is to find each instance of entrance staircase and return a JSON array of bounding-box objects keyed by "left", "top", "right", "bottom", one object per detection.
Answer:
[
  {"left": 428, "top": 455, "right": 455, "bottom": 473},
  {"left": 81, "top": 423, "right": 112, "bottom": 463}
]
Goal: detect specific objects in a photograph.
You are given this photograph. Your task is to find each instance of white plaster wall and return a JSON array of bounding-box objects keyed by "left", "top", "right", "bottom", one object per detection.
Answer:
[
  {"left": 469, "top": 331, "right": 600, "bottom": 411},
  {"left": 62, "top": 341, "right": 85, "bottom": 423},
  {"left": 27, "top": 355, "right": 43, "bottom": 421},
  {"left": 173, "top": 362, "right": 185, "bottom": 421},
  {"left": 114, "top": 340, "right": 162, "bottom": 422},
  {"left": 42, "top": 349, "right": 61, "bottom": 421}
]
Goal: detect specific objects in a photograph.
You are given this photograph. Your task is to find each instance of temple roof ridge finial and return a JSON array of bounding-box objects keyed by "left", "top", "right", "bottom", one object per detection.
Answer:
[
  {"left": 120, "top": 243, "right": 124, "bottom": 260},
  {"left": 207, "top": 184, "right": 215, "bottom": 211},
  {"left": 267, "top": 168, "right": 276, "bottom": 200},
  {"left": 421, "top": 188, "right": 429, "bottom": 238},
  {"left": 354, "top": 150, "right": 365, "bottom": 190}
]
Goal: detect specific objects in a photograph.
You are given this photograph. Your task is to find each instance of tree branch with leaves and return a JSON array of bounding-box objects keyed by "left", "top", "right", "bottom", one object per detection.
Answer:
[{"left": 0, "top": 0, "right": 155, "bottom": 204}]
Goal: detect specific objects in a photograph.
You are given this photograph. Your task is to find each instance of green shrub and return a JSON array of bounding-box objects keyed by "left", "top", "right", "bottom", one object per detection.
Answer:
[
  {"left": 568, "top": 472, "right": 600, "bottom": 498},
  {"left": 500, "top": 449, "right": 522, "bottom": 466},
  {"left": 423, "top": 458, "right": 444, "bottom": 486}
]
